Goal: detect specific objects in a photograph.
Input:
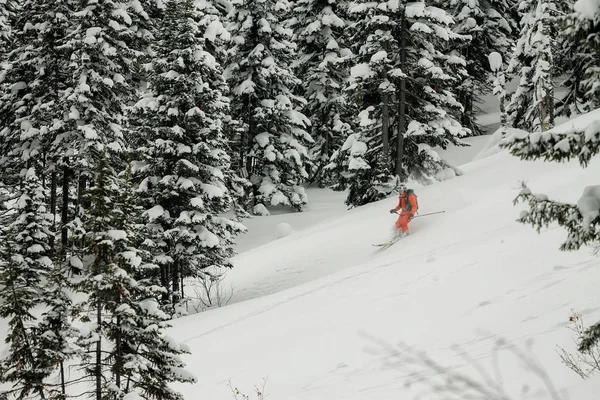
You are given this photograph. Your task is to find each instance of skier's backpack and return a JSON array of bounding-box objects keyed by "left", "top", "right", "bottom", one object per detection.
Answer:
[{"left": 405, "top": 189, "right": 418, "bottom": 213}]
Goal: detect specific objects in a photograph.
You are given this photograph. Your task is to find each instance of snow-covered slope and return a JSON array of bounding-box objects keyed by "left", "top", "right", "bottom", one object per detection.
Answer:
[{"left": 170, "top": 143, "right": 600, "bottom": 399}]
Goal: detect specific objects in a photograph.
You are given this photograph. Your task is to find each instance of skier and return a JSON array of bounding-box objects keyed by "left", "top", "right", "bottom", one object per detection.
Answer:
[{"left": 389, "top": 184, "right": 418, "bottom": 238}]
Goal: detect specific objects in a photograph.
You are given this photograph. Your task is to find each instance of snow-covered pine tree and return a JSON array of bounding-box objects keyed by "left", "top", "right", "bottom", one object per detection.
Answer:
[
  {"left": 74, "top": 151, "right": 195, "bottom": 399},
  {"left": 505, "top": 0, "right": 568, "bottom": 132},
  {"left": 115, "top": 165, "right": 196, "bottom": 399},
  {"left": 0, "top": 0, "right": 18, "bottom": 134},
  {"left": 331, "top": 0, "right": 469, "bottom": 206},
  {"left": 342, "top": 0, "right": 406, "bottom": 204},
  {"left": 0, "top": 2, "right": 81, "bottom": 392},
  {"left": 36, "top": 260, "right": 79, "bottom": 400},
  {"left": 291, "top": 0, "right": 355, "bottom": 186},
  {"left": 72, "top": 148, "right": 125, "bottom": 399},
  {"left": 0, "top": 0, "right": 72, "bottom": 177},
  {"left": 0, "top": 0, "right": 16, "bottom": 54},
  {"left": 61, "top": 0, "right": 154, "bottom": 167},
  {"left": 488, "top": 51, "right": 509, "bottom": 128},
  {"left": 440, "top": 0, "right": 517, "bottom": 135},
  {"left": 127, "top": 0, "right": 164, "bottom": 100},
  {"left": 193, "top": 0, "right": 252, "bottom": 219},
  {"left": 500, "top": 112, "right": 600, "bottom": 356},
  {"left": 56, "top": 0, "right": 155, "bottom": 261},
  {"left": 194, "top": 0, "right": 232, "bottom": 69},
  {"left": 556, "top": 0, "right": 600, "bottom": 116},
  {"left": 130, "top": 0, "right": 246, "bottom": 308},
  {"left": 0, "top": 0, "right": 115, "bottom": 262},
  {"left": 0, "top": 168, "right": 55, "bottom": 399},
  {"left": 326, "top": 107, "right": 393, "bottom": 207},
  {"left": 225, "top": 0, "right": 314, "bottom": 214}
]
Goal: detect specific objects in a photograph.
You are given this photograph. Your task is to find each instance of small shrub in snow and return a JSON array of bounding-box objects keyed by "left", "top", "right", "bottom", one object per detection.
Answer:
[
  {"left": 228, "top": 378, "right": 269, "bottom": 400},
  {"left": 188, "top": 268, "right": 234, "bottom": 312},
  {"left": 559, "top": 310, "right": 600, "bottom": 378}
]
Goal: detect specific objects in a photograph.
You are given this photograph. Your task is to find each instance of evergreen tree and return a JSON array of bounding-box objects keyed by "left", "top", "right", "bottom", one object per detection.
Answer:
[
  {"left": 501, "top": 111, "right": 600, "bottom": 359},
  {"left": 505, "top": 0, "right": 567, "bottom": 132},
  {"left": 556, "top": 0, "right": 600, "bottom": 116},
  {"left": 442, "top": 0, "right": 517, "bottom": 135},
  {"left": 0, "top": 4, "right": 82, "bottom": 396},
  {"left": 36, "top": 261, "right": 79, "bottom": 400},
  {"left": 0, "top": 0, "right": 17, "bottom": 55},
  {"left": 0, "top": 0, "right": 101, "bottom": 263},
  {"left": 0, "top": 0, "right": 72, "bottom": 181},
  {"left": 54, "top": 0, "right": 156, "bottom": 267},
  {"left": 73, "top": 149, "right": 124, "bottom": 399},
  {"left": 291, "top": 0, "right": 355, "bottom": 186},
  {"left": 225, "top": 0, "right": 314, "bottom": 214},
  {"left": 60, "top": 0, "right": 154, "bottom": 172},
  {"left": 74, "top": 151, "right": 195, "bottom": 399},
  {"left": 130, "top": 0, "right": 246, "bottom": 308},
  {"left": 326, "top": 108, "right": 391, "bottom": 207},
  {"left": 193, "top": 0, "right": 252, "bottom": 218},
  {"left": 0, "top": 168, "right": 54, "bottom": 399},
  {"left": 118, "top": 167, "right": 198, "bottom": 400},
  {"left": 330, "top": 0, "right": 469, "bottom": 206}
]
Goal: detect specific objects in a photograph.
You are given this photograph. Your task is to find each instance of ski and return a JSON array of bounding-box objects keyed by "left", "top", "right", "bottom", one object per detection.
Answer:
[
  {"left": 373, "top": 238, "right": 402, "bottom": 248},
  {"left": 373, "top": 233, "right": 410, "bottom": 248}
]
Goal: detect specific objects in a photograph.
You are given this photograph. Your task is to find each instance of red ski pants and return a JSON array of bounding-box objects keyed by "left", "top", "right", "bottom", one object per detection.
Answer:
[{"left": 395, "top": 212, "right": 413, "bottom": 233}]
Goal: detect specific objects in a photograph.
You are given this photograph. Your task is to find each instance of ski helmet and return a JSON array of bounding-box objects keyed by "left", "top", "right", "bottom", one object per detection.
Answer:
[{"left": 395, "top": 183, "right": 407, "bottom": 193}]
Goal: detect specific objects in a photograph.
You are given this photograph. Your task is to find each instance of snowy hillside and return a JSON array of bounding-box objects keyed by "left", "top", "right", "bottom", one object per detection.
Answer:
[
  {"left": 166, "top": 130, "right": 600, "bottom": 399},
  {"left": 2, "top": 0, "right": 600, "bottom": 397}
]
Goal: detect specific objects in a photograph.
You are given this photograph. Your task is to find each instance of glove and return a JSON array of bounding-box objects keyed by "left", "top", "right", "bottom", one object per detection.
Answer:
[{"left": 389, "top": 209, "right": 396, "bottom": 214}]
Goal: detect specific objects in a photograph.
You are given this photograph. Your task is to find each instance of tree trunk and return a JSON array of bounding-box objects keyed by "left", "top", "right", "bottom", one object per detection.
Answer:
[
  {"left": 498, "top": 71, "right": 507, "bottom": 127},
  {"left": 540, "top": 96, "right": 547, "bottom": 131},
  {"left": 548, "top": 86, "right": 555, "bottom": 127},
  {"left": 172, "top": 261, "right": 180, "bottom": 304},
  {"left": 60, "top": 360, "right": 66, "bottom": 397},
  {"left": 115, "top": 297, "right": 122, "bottom": 389},
  {"left": 382, "top": 68, "right": 390, "bottom": 166},
  {"left": 75, "top": 173, "right": 87, "bottom": 256},
  {"left": 61, "top": 162, "right": 69, "bottom": 259},
  {"left": 76, "top": 173, "right": 86, "bottom": 214},
  {"left": 461, "top": 46, "right": 472, "bottom": 133},
  {"left": 239, "top": 121, "right": 246, "bottom": 173},
  {"left": 462, "top": 93, "right": 472, "bottom": 129},
  {"left": 396, "top": 10, "right": 407, "bottom": 179},
  {"left": 160, "top": 264, "right": 169, "bottom": 303},
  {"left": 96, "top": 298, "right": 102, "bottom": 400},
  {"left": 50, "top": 168, "right": 57, "bottom": 252},
  {"left": 180, "top": 275, "right": 185, "bottom": 300},
  {"left": 246, "top": 112, "right": 254, "bottom": 176}
]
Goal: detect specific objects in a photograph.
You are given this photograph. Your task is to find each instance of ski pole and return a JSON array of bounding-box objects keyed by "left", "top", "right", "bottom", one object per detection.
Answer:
[
  {"left": 412, "top": 211, "right": 445, "bottom": 218},
  {"left": 391, "top": 210, "right": 445, "bottom": 217}
]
